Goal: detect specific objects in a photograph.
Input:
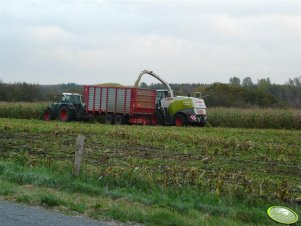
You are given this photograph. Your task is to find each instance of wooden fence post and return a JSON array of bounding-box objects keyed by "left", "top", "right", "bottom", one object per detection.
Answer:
[{"left": 72, "top": 134, "right": 85, "bottom": 177}]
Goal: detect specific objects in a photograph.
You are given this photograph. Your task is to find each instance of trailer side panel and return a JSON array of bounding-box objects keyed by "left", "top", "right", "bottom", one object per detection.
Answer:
[{"left": 84, "top": 86, "right": 156, "bottom": 115}]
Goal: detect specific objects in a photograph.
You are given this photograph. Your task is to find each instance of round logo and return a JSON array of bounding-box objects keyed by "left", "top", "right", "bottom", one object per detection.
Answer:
[{"left": 267, "top": 206, "right": 298, "bottom": 224}]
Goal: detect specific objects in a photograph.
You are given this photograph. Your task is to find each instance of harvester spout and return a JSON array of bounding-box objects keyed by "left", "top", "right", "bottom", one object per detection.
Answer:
[{"left": 134, "top": 70, "right": 174, "bottom": 98}]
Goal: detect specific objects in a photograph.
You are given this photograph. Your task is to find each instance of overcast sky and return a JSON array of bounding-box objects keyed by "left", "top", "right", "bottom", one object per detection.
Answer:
[{"left": 0, "top": 0, "right": 300, "bottom": 85}]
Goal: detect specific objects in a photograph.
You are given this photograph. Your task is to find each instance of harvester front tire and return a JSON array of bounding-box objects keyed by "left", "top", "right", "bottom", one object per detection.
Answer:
[
  {"left": 59, "top": 106, "right": 72, "bottom": 122},
  {"left": 174, "top": 114, "right": 187, "bottom": 127},
  {"left": 152, "top": 110, "right": 164, "bottom": 125}
]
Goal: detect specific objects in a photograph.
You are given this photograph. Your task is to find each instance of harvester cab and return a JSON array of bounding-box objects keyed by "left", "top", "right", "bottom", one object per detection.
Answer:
[
  {"left": 135, "top": 70, "right": 207, "bottom": 126},
  {"left": 155, "top": 89, "right": 170, "bottom": 107}
]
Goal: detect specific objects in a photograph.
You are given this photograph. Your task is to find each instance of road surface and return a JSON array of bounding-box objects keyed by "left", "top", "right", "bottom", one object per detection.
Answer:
[{"left": 0, "top": 200, "right": 109, "bottom": 226}]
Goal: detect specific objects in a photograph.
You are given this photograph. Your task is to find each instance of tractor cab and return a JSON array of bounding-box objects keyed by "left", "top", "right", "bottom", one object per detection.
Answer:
[
  {"left": 55, "top": 93, "right": 83, "bottom": 105},
  {"left": 53, "top": 93, "right": 85, "bottom": 110}
]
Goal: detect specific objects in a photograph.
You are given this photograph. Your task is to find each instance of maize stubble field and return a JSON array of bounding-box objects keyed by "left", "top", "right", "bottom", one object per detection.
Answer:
[{"left": 0, "top": 102, "right": 300, "bottom": 225}]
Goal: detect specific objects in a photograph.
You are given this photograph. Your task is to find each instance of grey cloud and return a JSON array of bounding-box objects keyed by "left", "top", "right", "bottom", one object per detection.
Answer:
[{"left": 0, "top": 0, "right": 300, "bottom": 84}]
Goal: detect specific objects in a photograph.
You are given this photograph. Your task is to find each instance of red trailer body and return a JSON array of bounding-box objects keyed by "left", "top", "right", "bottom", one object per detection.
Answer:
[{"left": 84, "top": 85, "right": 156, "bottom": 124}]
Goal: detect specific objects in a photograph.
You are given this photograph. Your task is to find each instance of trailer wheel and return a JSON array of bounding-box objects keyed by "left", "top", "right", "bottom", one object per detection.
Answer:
[
  {"left": 104, "top": 114, "right": 114, "bottom": 124},
  {"left": 43, "top": 108, "right": 53, "bottom": 121},
  {"left": 59, "top": 106, "right": 72, "bottom": 122},
  {"left": 174, "top": 114, "right": 187, "bottom": 127},
  {"left": 114, "top": 114, "right": 124, "bottom": 125}
]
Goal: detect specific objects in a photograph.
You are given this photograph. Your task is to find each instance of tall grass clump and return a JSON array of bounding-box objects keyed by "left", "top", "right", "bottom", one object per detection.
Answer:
[
  {"left": 207, "top": 107, "right": 301, "bottom": 129},
  {"left": 0, "top": 102, "right": 48, "bottom": 119}
]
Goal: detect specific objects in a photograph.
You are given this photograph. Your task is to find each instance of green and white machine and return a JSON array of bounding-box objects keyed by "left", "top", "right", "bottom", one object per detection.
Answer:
[
  {"left": 135, "top": 70, "right": 207, "bottom": 126},
  {"left": 43, "top": 93, "right": 87, "bottom": 122}
]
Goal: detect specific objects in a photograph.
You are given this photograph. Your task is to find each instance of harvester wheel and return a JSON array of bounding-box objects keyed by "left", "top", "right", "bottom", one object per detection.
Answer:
[
  {"left": 59, "top": 106, "right": 72, "bottom": 122},
  {"left": 104, "top": 114, "right": 114, "bottom": 124},
  {"left": 114, "top": 114, "right": 124, "bottom": 125},
  {"left": 43, "top": 108, "right": 53, "bottom": 121},
  {"left": 174, "top": 114, "right": 187, "bottom": 127},
  {"left": 152, "top": 110, "right": 164, "bottom": 125}
]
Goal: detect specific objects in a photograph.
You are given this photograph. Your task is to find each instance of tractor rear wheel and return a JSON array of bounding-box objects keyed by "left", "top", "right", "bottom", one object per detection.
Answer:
[
  {"left": 43, "top": 108, "right": 53, "bottom": 121},
  {"left": 114, "top": 114, "right": 125, "bottom": 125},
  {"left": 59, "top": 106, "right": 72, "bottom": 122},
  {"left": 104, "top": 114, "right": 114, "bottom": 124},
  {"left": 174, "top": 114, "right": 187, "bottom": 127}
]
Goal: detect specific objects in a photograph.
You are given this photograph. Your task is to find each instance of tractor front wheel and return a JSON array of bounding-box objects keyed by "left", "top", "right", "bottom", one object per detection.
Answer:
[
  {"left": 43, "top": 108, "right": 53, "bottom": 121},
  {"left": 59, "top": 106, "right": 72, "bottom": 122},
  {"left": 174, "top": 114, "right": 187, "bottom": 127}
]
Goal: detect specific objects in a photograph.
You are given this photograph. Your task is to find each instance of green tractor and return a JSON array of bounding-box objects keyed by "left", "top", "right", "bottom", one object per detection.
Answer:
[{"left": 43, "top": 93, "right": 86, "bottom": 122}]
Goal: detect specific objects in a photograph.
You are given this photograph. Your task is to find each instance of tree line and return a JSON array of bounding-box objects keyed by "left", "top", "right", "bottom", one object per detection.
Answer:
[
  {"left": 0, "top": 76, "right": 300, "bottom": 108},
  {"left": 0, "top": 82, "right": 82, "bottom": 102},
  {"left": 143, "top": 76, "right": 301, "bottom": 108}
]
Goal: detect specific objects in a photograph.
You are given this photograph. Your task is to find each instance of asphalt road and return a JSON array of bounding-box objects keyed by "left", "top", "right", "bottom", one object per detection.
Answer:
[{"left": 0, "top": 200, "right": 109, "bottom": 226}]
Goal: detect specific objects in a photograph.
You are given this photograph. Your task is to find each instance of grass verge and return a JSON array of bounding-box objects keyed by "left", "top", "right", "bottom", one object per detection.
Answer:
[{"left": 0, "top": 160, "right": 299, "bottom": 226}]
